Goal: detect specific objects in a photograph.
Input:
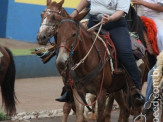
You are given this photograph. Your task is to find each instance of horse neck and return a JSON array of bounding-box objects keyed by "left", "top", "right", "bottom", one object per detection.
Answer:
[{"left": 72, "top": 27, "right": 100, "bottom": 73}]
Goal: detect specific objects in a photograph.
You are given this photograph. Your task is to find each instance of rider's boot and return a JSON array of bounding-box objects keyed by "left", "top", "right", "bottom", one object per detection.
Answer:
[
  {"left": 35, "top": 48, "right": 56, "bottom": 64},
  {"left": 130, "top": 86, "right": 145, "bottom": 107},
  {"left": 56, "top": 86, "right": 74, "bottom": 103},
  {"left": 35, "top": 49, "right": 51, "bottom": 59}
]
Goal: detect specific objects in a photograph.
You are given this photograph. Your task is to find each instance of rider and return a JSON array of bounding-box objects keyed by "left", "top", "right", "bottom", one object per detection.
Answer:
[
  {"left": 56, "top": 0, "right": 145, "bottom": 105},
  {"left": 132, "top": 0, "right": 163, "bottom": 111}
]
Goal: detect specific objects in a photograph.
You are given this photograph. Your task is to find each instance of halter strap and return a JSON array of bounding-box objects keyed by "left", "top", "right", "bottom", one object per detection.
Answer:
[
  {"left": 45, "top": 9, "right": 61, "bottom": 15},
  {"left": 60, "top": 19, "right": 79, "bottom": 26},
  {"left": 58, "top": 19, "right": 81, "bottom": 57}
]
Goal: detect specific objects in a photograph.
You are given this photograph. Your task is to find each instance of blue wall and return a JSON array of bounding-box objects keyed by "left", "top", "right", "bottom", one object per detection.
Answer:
[
  {"left": 0, "top": 0, "right": 73, "bottom": 43},
  {"left": 14, "top": 55, "right": 60, "bottom": 78},
  {"left": 0, "top": 0, "right": 8, "bottom": 37}
]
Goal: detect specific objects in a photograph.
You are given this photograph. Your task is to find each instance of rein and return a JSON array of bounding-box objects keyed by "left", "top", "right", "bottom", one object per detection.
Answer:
[
  {"left": 72, "top": 23, "right": 103, "bottom": 70},
  {"left": 69, "top": 38, "right": 109, "bottom": 107},
  {"left": 57, "top": 19, "right": 103, "bottom": 71},
  {"left": 57, "top": 19, "right": 110, "bottom": 107}
]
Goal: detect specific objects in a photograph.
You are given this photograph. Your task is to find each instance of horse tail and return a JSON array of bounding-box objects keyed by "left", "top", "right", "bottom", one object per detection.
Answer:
[{"left": 1, "top": 47, "right": 17, "bottom": 115}]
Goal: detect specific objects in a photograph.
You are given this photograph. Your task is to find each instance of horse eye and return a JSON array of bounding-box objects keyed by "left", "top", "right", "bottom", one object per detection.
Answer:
[{"left": 72, "top": 33, "right": 76, "bottom": 37}]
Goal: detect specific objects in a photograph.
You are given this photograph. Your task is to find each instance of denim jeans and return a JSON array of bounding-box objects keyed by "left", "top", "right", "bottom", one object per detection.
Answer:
[{"left": 145, "top": 65, "right": 156, "bottom": 102}]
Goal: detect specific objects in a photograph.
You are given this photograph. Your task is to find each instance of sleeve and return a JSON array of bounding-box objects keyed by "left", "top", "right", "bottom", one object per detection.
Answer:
[{"left": 116, "top": 0, "right": 130, "bottom": 14}]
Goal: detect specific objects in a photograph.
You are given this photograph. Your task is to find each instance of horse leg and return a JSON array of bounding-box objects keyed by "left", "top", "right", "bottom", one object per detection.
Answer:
[
  {"left": 84, "top": 93, "right": 96, "bottom": 120},
  {"left": 97, "top": 89, "right": 106, "bottom": 122},
  {"left": 114, "top": 90, "right": 130, "bottom": 122},
  {"left": 62, "top": 102, "right": 75, "bottom": 122},
  {"left": 72, "top": 88, "right": 84, "bottom": 122},
  {"left": 104, "top": 94, "right": 114, "bottom": 122}
]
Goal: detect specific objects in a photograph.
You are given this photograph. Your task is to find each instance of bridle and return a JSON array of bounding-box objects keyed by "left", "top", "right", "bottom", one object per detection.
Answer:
[
  {"left": 57, "top": 19, "right": 81, "bottom": 58},
  {"left": 56, "top": 19, "right": 104, "bottom": 71},
  {"left": 40, "top": 9, "right": 63, "bottom": 44}
]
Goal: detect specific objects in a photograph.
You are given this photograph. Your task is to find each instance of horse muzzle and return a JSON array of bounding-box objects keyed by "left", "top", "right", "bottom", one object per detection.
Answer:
[{"left": 37, "top": 32, "right": 50, "bottom": 45}]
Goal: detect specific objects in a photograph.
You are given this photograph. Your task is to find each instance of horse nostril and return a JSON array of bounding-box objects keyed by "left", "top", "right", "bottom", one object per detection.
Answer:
[{"left": 42, "top": 35, "right": 47, "bottom": 40}]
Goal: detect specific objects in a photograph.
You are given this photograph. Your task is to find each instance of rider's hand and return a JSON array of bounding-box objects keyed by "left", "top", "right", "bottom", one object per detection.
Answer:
[
  {"left": 132, "top": 0, "right": 144, "bottom": 5},
  {"left": 101, "top": 14, "right": 111, "bottom": 25}
]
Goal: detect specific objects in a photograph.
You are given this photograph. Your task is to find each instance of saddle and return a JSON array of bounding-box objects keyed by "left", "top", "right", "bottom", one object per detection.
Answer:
[{"left": 92, "top": 27, "right": 146, "bottom": 73}]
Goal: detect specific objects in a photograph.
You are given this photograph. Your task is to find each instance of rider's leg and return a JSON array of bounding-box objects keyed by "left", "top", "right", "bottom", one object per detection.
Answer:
[
  {"left": 56, "top": 85, "right": 74, "bottom": 102},
  {"left": 89, "top": 16, "right": 145, "bottom": 105},
  {"left": 109, "top": 26, "right": 145, "bottom": 105},
  {"left": 109, "top": 27, "right": 141, "bottom": 88},
  {"left": 145, "top": 65, "right": 156, "bottom": 102}
]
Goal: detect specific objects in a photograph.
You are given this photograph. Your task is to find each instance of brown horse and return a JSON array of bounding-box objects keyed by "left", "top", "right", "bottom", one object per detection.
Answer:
[
  {"left": 37, "top": 1, "right": 131, "bottom": 122},
  {"left": 48, "top": 12, "right": 149, "bottom": 122},
  {"left": 0, "top": 45, "right": 16, "bottom": 116}
]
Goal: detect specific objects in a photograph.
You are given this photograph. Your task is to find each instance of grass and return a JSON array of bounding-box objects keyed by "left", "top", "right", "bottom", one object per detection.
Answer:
[
  {"left": 11, "top": 49, "right": 35, "bottom": 56},
  {"left": 0, "top": 111, "right": 8, "bottom": 121}
]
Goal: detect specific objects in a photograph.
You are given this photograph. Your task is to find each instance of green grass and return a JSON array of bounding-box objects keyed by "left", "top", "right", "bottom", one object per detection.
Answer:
[
  {"left": 11, "top": 49, "right": 35, "bottom": 56},
  {"left": 0, "top": 111, "right": 8, "bottom": 121}
]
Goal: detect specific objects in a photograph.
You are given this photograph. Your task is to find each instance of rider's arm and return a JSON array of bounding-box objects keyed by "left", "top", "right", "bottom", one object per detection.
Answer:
[
  {"left": 71, "top": 0, "right": 89, "bottom": 18},
  {"left": 132, "top": 0, "right": 163, "bottom": 12}
]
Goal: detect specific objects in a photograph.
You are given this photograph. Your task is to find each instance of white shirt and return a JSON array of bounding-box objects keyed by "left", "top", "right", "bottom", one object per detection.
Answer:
[{"left": 87, "top": 0, "right": 130, "bottom": 15}]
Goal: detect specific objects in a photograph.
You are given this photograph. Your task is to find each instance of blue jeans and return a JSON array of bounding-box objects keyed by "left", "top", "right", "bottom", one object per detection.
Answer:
[
  {"left": 88, "top": 16, "right": 141, "bottom": 88},
  {"left": 145, "top": 65, "right": 156, "bottom": 102}
]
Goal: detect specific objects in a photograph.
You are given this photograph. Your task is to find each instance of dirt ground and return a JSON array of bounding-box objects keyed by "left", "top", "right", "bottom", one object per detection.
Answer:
[
  {"left": 0, "top": 76, "right": 147, "bottom": 113},
  {"left": 0, "top": 77, "right": 136, "bottom": 122},
  {"left": 11, "top": 77, "right": 64, "bottom": 112}
]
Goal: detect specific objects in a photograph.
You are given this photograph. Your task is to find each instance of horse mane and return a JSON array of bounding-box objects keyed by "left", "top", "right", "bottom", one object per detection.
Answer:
[
  {"left": 126, "top": 5, "right": 146, "bottom": 46},
  {"left": 79, "top": 22, "right": 96, "bottom": 42}
]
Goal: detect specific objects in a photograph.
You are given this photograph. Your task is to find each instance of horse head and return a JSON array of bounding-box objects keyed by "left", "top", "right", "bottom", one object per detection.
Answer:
[
  {"left": 55, "top": 11, "right": 89, "bottom": 74},
  {"left": 37, "top": 0, "right": 68, "bottom": 45}
]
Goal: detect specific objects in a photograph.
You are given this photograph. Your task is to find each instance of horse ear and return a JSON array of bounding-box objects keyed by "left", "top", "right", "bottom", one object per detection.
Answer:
[
  {"left": 57, "top": 0, "right": 64, "bottom": 9},
  {"left": 74, "top": 9, "right": 90, "bottom": 22},
  {"left": 47, "top": 0, "right": 52, "bottom": 6}
]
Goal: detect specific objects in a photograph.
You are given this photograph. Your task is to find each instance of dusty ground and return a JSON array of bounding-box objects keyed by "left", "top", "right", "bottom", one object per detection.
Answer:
[
  {"left": 0, "top": 76, "right": 146, "bottom": 113},
  {"left": 0, "top": 77, "right": 139, "bottom": 122},
  {"left": 13, "top": 77, "right": 64, "bottom": 112}
]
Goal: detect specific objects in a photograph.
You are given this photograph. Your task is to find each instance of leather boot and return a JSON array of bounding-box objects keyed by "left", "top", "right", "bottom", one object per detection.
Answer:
[
  {"left": 56, "top": 86, "right": 74, "bottom": 103},
  {"left": 35, "top": 49, "right": 51, "bottom": 59},
  {"left": 130, "top": 86, "right": 145, "bottom": 107}
]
